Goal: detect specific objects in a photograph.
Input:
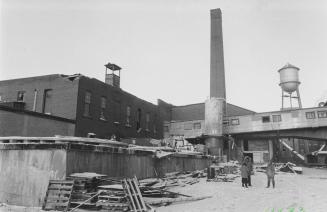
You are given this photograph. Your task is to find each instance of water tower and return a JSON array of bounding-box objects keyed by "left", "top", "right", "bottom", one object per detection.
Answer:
[{"left": 278, "top": 63, "right": 302, "bottom": 110}]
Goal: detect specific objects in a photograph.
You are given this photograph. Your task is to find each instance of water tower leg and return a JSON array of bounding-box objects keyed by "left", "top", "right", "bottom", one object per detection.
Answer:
[
  {"left": 296, "top": 88, "right": 302, "bottom": 108},
  {"left": 281, "top": 90, "right": 284, "bottom": 110},
  {"left": 289, "top": 92, "right": 292, "bottom": 108}
]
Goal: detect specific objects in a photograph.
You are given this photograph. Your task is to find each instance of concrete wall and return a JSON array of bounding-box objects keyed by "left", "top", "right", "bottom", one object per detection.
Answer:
[
  {"left": 0, "top": 144, "right": 66, "bottom": 206},
  {"left": 0, "top": 74, "right": 79, "bottom": 120},
  {"left": 66, "top": 148, "right": 211, "bottom": 179},
  {"left": 66, "top": 150, "right": 155, "bottom": 179},
  {"left": 156, "top": 155, "right": 211, "bottom": 177},
  {"left": 0, "top": 106, "right": 75, "bottom": 137}
]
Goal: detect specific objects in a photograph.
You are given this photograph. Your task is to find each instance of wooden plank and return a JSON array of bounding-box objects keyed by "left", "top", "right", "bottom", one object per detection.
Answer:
[
  {"left": 46, "top": 196, "right": 70, "bottom": 201},
  {"left": 44, "top": 202, "right": 69, "bottom": 207},
  {"left": 49, "top": 180, "right": 74, "bottom": 184},
  {"left": 48, "top": 185, "right": 74, "bottom": 190},
  {"left": 48, "top": 190, "right": 72, "bottom": 195}
]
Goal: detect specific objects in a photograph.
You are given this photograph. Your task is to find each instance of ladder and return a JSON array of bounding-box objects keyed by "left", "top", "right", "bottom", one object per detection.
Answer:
[
  {"left": 122, "top": 176, "right": 147, "bottom": 212},
  {"left": 42, "top": 180, "right": 74, "bottom": 211}
]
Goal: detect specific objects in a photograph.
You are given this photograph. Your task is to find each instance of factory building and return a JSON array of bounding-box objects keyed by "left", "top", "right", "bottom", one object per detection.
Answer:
[{"left": 1, "top": 8, "right": 326, "bottom": 165}]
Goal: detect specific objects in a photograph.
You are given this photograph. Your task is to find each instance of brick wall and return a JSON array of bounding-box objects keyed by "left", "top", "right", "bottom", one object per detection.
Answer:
[
  {"left": 74, "top": 76, "right": 163, "bottom": 139},
  {"left": 0, "top": 74, "right": 79, "bottom": 119}
]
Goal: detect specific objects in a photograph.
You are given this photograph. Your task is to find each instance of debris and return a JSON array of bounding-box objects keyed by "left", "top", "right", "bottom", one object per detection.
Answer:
[
  {"left": 41, "top": 170, "right": 207, "bottom": 211},
  {"left": 278, "top": 162, "right": 303, "bottom": 174},
  {"left": 206, "top": 162, "right": 240, "bottom": 182},
  {"left": 146, "top": 195, "right": 213, "bottom": 206},
  {"left": 69, "top": 191, "right": 102, "bottom": 212}
]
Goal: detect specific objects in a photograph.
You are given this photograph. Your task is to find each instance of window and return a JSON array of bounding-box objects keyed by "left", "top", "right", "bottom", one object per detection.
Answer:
[
  {"left": 262, "top": 116, "right": 270, "bottom": 123},
  {"left": 146, "top": 113, "right": 150, "bottom": 131},
  {"left": 231, "top": 119, "right": 239, "bottom": 125},
  {"left": 126, "top": 106, "right": 131, "bottom": 125},
  {"left": 100, "top": 97, "right": 107, "bottom": 120},
  {"left": 153, "top": 114, "right": 157, "bottom": 134},
  {"left": 317, "top": 111, "right": 327, "bottom": 118},
  {"left": 306, "top": 111, "right": 315, "bottom": 119},
  {"left": 113, "top": 101, "right": 121, "bottom": 124},
  {"left": 164, "top": 126, "right": 169, "bottom": 132},
  {"left": 17, "top": 91, "right": 25, "bottom": 102},
  {"left": 83, "top": 91, "right": 92, "bottom": 117},
  {"left": 193, "top": 122, "right": 201, "bottom": 129},
  {"left": 42, "top": 89, "right": 53, "bottom": 114},
  {"left": 136, "top": 108, "right": 142, "bottom": 131},
  {"left": 184, "top": 123, "right": 193, "bottom": 130},
  {"left": 272, "top": 115, "right": 282, "bottom": 122},
  {"left": 223, "top": 119, "right": 229, "bottom": 126}
]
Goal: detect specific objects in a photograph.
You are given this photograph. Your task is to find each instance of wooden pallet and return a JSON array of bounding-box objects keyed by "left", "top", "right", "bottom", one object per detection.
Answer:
[
  {"left": 42, "top": 180, "right": 74, "bottom": 211},
  {"left": 122, "top": 177, "right": 147, "bottom": 212}
]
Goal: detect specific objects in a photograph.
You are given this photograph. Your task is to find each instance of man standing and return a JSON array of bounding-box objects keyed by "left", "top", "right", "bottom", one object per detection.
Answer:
[
  {"left": 266, "top": 160, "right": 275, "bottom": 188},
  {"left": 244, "top": 156, "right": 253, "bottom": 186},
  {"left": 240, "top": 162, "right": 249, "bottom": 188}
]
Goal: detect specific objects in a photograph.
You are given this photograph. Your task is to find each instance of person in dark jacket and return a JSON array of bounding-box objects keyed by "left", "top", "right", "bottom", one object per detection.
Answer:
[
  {"left": 244, "top": 156, "right": 253, "bottom": 186},
  {"left": 240, "top": 163, "right": 248, "bottom": 188},
  {"left": 266, "top": 160, "right": 275, "bottom": 188}
]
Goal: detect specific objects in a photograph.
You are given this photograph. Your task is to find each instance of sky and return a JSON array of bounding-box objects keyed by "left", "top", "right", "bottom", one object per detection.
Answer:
[{"left": 1, "top": 0, "right": 327, "bottom": 112}]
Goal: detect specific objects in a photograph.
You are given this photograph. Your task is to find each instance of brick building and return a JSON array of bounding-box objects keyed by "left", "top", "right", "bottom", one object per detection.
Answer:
[
  {"left": 0, "top": 74, "right": 163, "bottom": 139},
  {"left": 0, "top": 73, "right": 254, "bottom": 143}
]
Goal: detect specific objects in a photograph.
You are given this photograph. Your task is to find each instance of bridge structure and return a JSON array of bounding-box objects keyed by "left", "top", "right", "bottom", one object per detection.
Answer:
[{"left": 164, "top": 106, "right": 327, "bottom": 164}]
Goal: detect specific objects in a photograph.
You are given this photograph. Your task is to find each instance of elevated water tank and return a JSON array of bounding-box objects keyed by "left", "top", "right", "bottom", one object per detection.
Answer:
[{"left": 278, "top": 63, "right": 300, "bottom": 93}]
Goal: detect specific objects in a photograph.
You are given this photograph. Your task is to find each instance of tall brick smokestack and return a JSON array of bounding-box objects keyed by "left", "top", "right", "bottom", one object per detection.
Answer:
[
  {"left": 210, "top": 8, "right": 226, "bottom": 99},
  {"left": 205, "top": 8, "right": 226, "bottom": 158}
]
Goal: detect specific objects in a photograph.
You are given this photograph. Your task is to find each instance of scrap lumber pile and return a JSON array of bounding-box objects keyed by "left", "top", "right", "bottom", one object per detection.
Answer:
[
  {"left": 278, "top": 162, "right": 303, "bottom": 174},
  {"left": 138, "top": 170, "right": 205, "bottom": 198},
  {"left": 43, "top": 170, "right": 211, "bottom": 211},
  {"left": 67, "top": 172, "right": 108, "bottom": 210},
  {"left": 139, "top": 170, "right": 211, "bottom": 207},
  {"left": 256, "top": 162, "right": 303, "bottom": 174}
]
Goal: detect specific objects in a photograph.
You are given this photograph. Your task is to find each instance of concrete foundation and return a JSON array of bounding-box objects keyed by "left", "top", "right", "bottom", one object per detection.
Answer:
[{"left": 0, "top": 144, "right": 66, "bottom": 207}]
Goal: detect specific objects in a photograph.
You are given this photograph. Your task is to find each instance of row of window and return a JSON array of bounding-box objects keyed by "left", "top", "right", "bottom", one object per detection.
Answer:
[
  {"left": 83, "top": 91, "right": 157, "bottom": 133},
  {"left": 2, "top": 90, "right": 53, "bottom": 114},
  {"left": 225, "top": 110, "right": 327, "bottom": 126},
  {"left": 184, "top": 122, "right": 201, "bottom": 130},
  {"left": 163, "top": 122, "right": 202, "bottom": 133},
  {"left": 306, "top": 111, "right": 327, "bottom": 119}
]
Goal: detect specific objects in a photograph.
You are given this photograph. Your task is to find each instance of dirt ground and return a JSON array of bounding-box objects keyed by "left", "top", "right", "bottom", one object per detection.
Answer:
[
  {"left": 156, "top": 167, "right": 327, "bottom": 212},
  {"left": 1, "top": 167, "right": 327, "bottom": 212}
]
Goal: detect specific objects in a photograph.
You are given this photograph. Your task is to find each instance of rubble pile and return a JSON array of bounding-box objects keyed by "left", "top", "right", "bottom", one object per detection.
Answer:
[
  {"left": 255, "top": 162, "right": 303, "bottom": 174},
  {"left": 207, "top": 161, "right": 240, "bottom": 182},
  {"left": 42, "top": 170, "right": 210, "bottom": 211}
]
